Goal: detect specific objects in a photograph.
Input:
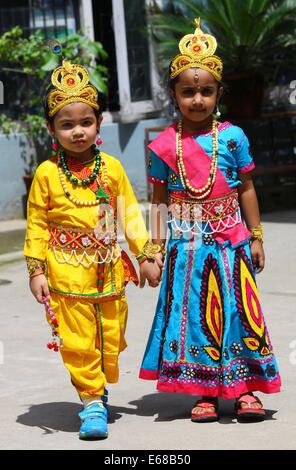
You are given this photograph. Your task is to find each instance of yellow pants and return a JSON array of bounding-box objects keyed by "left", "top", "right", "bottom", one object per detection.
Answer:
[{"left": 48, "top": 292, "right": 128, "bottom": 399}]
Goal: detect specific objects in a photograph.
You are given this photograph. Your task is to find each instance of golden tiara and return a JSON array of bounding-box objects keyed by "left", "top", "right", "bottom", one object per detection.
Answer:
[
  {"left": 170, "top": 18, "right": 223, "bottom": 81},
  {"left": 47, "top": 60, "right": 99, "bottom": 117}
]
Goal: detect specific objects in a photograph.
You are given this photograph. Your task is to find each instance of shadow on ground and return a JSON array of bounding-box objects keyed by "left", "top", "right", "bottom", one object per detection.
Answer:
[
  {"left": 17, "top": 402, "right": 81, "bottom": 434},
  {"left": 17, "top": 394, "right": 278, "bottom": 433},
  {"left": 112, "top": 393, "right": 278, "bottom": 424}
]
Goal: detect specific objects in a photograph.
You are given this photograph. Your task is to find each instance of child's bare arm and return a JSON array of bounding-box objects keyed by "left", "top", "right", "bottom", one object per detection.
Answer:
[
  {"left": 139, "top": 184, "right": 168, "bottom": 287},
  {"left": 151, "top": 184, "right": 168, "bottom": 245},
  {"left": 238, "top": 172, "right": 265, "bottom": 273}
]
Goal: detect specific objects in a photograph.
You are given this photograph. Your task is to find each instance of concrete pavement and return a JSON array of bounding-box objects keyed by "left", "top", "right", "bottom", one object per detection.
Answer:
[{"left": 0, "top": 211, "right": 296, "bottom": 449}]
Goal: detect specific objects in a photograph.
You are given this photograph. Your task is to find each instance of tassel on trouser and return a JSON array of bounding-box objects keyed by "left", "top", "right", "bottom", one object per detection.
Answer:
[{"left": 46, "top": 293, "right": 128, "bottom": 398}]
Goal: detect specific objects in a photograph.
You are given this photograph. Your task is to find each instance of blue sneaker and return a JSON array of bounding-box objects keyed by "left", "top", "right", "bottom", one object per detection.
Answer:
[{"left": 79, "top": 403, "right": 108, "bottom": 440}]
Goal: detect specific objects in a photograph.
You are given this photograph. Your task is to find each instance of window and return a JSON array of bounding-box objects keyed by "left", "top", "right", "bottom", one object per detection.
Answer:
[
  {"left": 0, "top": 0, "right": 79, "bottom": 37},
  {"left": 91, "top": 0, "right": 119, "bottom": 112},
  {"left": 0, "top": 0, "right": 30, "bottom": 36},
  {"left": 0, "top": 0, "right": 80, "bottom": 117},
  {"left": 124, "top": 0, "right": 151, "bottom": 102},
  {"left": 29, "top": 0, "right": 78, "bottom": 38},
  {"left": 112, "top": 0, "right": 162, "bottom": 122},
  {"left": 91, "top": 0, "right": 163, "bottom": 118}
]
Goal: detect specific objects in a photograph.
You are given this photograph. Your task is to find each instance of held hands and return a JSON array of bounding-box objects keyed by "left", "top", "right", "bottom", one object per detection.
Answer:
[
  {"left": 251, "top": 239, "right": 265, "bottom": 274},
  {"left": 139, "top": 253, "right": 164, "bottom": 288},
  {"left": 30, "top": 273, "right": 50, "bottom": 304}
]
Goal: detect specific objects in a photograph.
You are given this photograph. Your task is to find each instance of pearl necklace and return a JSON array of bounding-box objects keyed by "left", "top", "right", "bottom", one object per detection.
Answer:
[
  {"left": 176, "top": 119, "right": 218, "bottom": 200},
  {"left": 58, "top": 155, "right": 109, "bottom": 207}
]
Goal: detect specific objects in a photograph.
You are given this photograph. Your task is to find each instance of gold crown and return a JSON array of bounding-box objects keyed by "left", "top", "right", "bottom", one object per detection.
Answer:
[
  {"left": 170, "top": 18, "right": 223, "bottom": 81},
  {"left": 47, "top": 60, "right": 99, "bottom": 117}
]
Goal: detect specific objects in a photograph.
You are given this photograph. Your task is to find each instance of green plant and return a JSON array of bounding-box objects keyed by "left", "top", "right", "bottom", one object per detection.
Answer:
[
  {"left": 148, "top": 0, "right": 296, "bottom": 80},
  {"left": 0, "top": 26, "right": 108, "bottom": 97},
  {"left": 0, "top": 26, "right": 108, "bottom": 174}
]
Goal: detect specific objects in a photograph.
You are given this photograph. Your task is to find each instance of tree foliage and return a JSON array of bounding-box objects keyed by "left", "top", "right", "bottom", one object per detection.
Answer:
[
  {"left": 148, "top": 0, "right": 296, "bottom": 79},
  {"left": 0, "top": 27, "right": 108, "bottom": 174}
]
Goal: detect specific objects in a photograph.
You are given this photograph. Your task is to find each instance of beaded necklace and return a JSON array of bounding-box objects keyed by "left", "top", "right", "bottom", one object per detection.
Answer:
[
  {"left": 59, "top": 145, "right": 101, "bottom": 187},
  {"left": 176, "top": 118, "right": 218, "bottom": 200},
  {"left": 57, "top": 148, "right": 110, "bottom": 206}
]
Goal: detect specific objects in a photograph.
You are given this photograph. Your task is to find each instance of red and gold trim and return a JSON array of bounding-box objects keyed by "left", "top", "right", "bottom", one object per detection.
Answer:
[
  {"left": 169, "top": 189, "right": 239, "bottom": 223},
  {"left": 49, "top": 223, "right": 117, "bottom": 254}
]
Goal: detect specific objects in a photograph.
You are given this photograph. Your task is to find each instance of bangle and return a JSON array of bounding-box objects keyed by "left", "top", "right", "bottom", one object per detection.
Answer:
[
  {"left": 136, "top": 253, "right": 146, "bottom": 261},
  {"left": 137, "top": 241, "right": 166, "bottom": 261},
  {"left": 250, "top": 223, "right": 263, "bottom": 243},
  {"left": 138, "top": 255, "right": 148, "bottom": 265},
  {"left": 26, "top": 257, "right": 46, "bottom": 277},
  {"left": 158, "top": 242, "right": 166, "bottom": 257},
  {"left": 30, "top": 271, "right": 45, "bottom": 280}
]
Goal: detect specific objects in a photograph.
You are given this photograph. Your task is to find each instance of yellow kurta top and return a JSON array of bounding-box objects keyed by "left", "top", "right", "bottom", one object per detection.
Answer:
[{"left": 24, "top": 152, "right": 149, "bottom": 302}]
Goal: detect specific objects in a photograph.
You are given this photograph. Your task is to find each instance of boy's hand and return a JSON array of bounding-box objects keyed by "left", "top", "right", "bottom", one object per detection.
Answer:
[
  {"left": 30, "top": 274, "right": 50, "bottom": 304},
  {"left": 250, "top": 240, "right": 265, "bottom": 274},
  {"left": 139, "top": 259, "right": 163, "bottom": 288}
]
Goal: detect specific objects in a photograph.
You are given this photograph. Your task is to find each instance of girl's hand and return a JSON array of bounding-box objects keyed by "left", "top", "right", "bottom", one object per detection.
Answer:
[
  {"left": 154, "top": 252, "right": 165, "bottom": 272},
  {"left": 139, "top": 259, "right": 163, "bottom": 288},
  {"left": 250, "top": 240, "right": 265, "bottom": 274},
  {"left": 30, "top": 274, "right": 50, "bottom": 304}
]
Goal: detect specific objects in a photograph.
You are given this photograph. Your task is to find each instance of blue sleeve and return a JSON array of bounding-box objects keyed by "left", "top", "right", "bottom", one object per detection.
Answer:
[
  {"left": 147, "top": 150, "right": 169, "bottom": 184},
  {"left": 233, "top": 128, "right": 255, "bottom": 173}
]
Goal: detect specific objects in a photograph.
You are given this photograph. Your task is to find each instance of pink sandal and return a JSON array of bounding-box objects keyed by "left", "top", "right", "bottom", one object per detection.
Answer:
[
  {"left": 191, "top": 398, "right": 218, "bottom": 423},
  {"left": 235, "top": 393, "right": 265, "bottom": 421}
]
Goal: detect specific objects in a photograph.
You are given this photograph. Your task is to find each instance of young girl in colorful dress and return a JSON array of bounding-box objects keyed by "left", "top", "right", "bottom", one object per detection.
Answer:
[
  {"left": 24, "top": 59, "right": 162, "bottom": 439},
  {"left": 139, "top": 19, "right": 281, "bottom": 422}
]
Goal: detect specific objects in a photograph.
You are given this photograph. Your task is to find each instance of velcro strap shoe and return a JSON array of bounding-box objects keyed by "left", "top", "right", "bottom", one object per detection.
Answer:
[{"left": 79, "top": 403, "right": 108, "bottom": 440}]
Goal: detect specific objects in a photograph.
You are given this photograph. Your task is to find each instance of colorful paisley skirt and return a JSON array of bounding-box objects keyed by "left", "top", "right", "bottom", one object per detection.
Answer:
[{"left": 139, "top": 232, "right": 281, "bottom": 399}]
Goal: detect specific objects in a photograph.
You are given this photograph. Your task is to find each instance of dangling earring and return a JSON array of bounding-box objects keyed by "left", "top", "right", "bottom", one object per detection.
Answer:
[
  {"left": 214, "top": 105, "right": 221, "bottom": 119},
  {"left": 172, "top": 102, "right": 179, "bottom": 120},
  {"left": 96, "top": 130, "right": 102, "bottom": 148},
  {"left": 51, "top": 136, "right": 58, "bottom": 154}
]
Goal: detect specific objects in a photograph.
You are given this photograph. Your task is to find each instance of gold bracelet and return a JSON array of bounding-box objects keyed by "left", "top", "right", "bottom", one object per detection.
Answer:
[
  {"left": 26, "top": 257, "right": 46, "bottom": 277},
  {"left": 137, "top": 241, "right": 166, "bottom": 261},
  {"left": 152, "top": 242, "right": 166, "bottom": 257},
  {"left": 250, "top": 223, "right": 263, "bottom": 243}
]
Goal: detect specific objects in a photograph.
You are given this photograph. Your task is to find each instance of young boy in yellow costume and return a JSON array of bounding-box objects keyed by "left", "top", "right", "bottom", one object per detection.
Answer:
[{"left": 24, "top": 59, "right": 163, "bottom": 439}]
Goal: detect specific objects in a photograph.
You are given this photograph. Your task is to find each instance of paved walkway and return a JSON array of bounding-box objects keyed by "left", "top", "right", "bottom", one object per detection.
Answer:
[{"left": 0, "top": 211, "right": 296, "bottom": 449}]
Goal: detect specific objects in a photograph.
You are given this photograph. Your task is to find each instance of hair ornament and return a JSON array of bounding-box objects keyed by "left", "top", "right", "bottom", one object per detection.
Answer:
[
  {"left": 170, "top": 18, "right": 223, "bottom": 81},
  {"left": 47, "top": 59, "right": 99, "bottom": 117}
]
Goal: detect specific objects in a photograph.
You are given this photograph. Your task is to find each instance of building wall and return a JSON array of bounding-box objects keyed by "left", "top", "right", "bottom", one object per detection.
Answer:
[
  {"left": 0, "top": 134, "right": 27, "bottom": 220},
  {"left": 101, "top": 117, "right": 168, "bottom": 201}
]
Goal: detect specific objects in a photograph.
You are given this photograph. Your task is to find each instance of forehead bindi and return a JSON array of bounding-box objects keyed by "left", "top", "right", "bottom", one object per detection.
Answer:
[{"left": 178, "top": 68, "right": 217, "bottom": 87}]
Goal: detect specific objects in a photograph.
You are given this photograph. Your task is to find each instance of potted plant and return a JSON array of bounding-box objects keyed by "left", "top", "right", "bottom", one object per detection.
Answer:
[
  {"left": 148, "top": 0, "right": 296, "bottom": 117},
  {"left": 0, "top": 26, "right": 108, "bottom": 216}
]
